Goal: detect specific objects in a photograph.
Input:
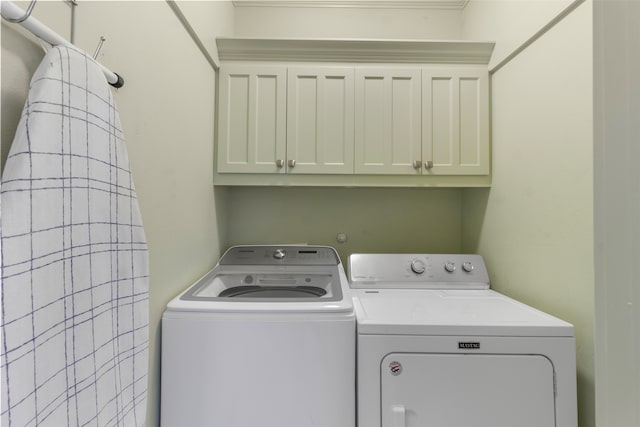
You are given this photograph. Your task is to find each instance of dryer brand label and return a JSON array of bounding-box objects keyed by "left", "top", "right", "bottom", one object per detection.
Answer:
[
  {"left": 388, "top": 361, "right": 402, "bottom": 376},
  {"left": 458, "top": 342, "right": 481, "bottom": 349}
]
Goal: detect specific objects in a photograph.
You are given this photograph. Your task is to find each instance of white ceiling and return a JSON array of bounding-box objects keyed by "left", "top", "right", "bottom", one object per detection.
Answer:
[{"left": 232, "top": 0, "right": 469, "bottom": 10}]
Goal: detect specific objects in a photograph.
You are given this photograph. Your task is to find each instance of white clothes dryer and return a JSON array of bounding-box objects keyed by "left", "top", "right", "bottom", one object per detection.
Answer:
[
  {"left": 349, "top": 253, "right": 577, "bottom": 427},
  {"left": 161, "top": 246, "right": 355, "bottom": 427}
]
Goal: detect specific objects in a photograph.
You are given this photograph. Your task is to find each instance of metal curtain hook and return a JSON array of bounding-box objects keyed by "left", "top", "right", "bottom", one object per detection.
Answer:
[
  {"left": 93, "top": 36, "right": 106, "bottom": 59},
  {"left": 2, "top": 0, "right": 37, "bottom": 23}
]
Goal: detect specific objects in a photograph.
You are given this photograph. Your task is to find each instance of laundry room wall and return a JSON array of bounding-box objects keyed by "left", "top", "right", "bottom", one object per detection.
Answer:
[
  {"left": 1, "top": 0, "right": 71, "bottom": 171},
  {"left": 224, "top": 2, "right": 468, "bottom": 261},
  {"left": 462, "top": 0, "right": 574, "bottom": 70},
  {"left": 233, "top": 1, "right": 463, "bottom": 39},
  {"left": 1, "top": 2, "right": 233, "bottom": 426},
  {"left": 461, "top": 1, "right": 595, "bottom": 426},
  {"left": 226, "top": 187, "right": 463, "bottom": 263},
  {"left": 3, "top": 2, "right": 600, "bottom": 426}
]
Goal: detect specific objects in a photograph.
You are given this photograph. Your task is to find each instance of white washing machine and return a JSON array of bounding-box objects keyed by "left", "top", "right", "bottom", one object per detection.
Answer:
[
  {"left": 161, "top": 245, "right": 355, "bottom": 427},
  {"left": 349, "top": 253, "right": 577, "bottom": 427}
]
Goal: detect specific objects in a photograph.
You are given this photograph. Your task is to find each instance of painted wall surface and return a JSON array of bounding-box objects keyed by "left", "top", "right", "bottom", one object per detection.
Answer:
[
  {"left": 3, "top": 2, "right": 605, "bottom": 426},
  {"left": 462, "top": 1, "right": 594, "bottom": 426},
  {"left": 74, "top": 3, "right": 231, "bottom": 424},
  {"left": 233, "top": 3, "right": 463, "bottom": 39},
  {"left": 173, "top": 0, "right": 235, "bottom": 65},
  {"left": 1, "top": 2, "right": 230, "bottom": 425},
  {"left": 226, "top": 3, "right": 466, "bottom": 261},
  {"left": 1, "top": 0, "right": 73, "bottom": 171},
  {"left": 594, "top": 0, "right": 640, "bottom": 425},
  {"left": 226, "top": 187, "right": 463, "bottom": 263},
  {"left": 462, "top": 0, "right": 573, "bottom": 69}
]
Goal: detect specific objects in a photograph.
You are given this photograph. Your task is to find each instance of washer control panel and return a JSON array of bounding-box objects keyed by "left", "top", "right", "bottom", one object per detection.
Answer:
[
  {"left": 348, "top": 254, "right": 489, "bottom": 289},
  {"left": 220, "top": 246, "right": 340, "bottom": 266}
]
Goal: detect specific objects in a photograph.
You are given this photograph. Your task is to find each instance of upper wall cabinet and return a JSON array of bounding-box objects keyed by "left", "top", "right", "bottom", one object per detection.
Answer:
[
  {"left": 355, "top": 67, "right": 422, "bottom": 175},
  {"left": 215, "top": 38, "right": 495, "bottom": 187},
  {"left": 423, "top": 68, "right": 489, "bottom": 176},
  {"left": 217, "top": 65, "right": 286, "bottom": 173},
  {"left": 287, "top": 67, "right": 355, "bottom": 174},
  {"left": 218, "top": 65, "right": 355, "bottom": 175}
]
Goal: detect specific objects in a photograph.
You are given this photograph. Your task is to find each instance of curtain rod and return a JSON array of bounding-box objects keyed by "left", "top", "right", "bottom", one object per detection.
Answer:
[{"left": 1, "top": 0, "right": 124, "bottom": 88}]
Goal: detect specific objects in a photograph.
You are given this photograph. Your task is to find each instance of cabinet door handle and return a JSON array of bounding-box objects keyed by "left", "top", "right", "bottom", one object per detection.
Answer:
[
  {"left": 288, "top": 159, "right": 296, "bottom": 168},
  {"left": 424, "top": 160, "right": 434, "bottom": 170},
  {"left": 275, "top": 159, "right": 284, "bottom": 168},
  {"left": 412, "top": 160, "right": 421, "bottom": 169}
]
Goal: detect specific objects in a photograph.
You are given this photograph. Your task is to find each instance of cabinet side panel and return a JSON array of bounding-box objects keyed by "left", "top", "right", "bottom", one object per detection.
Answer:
[
  {"left": 362, "top": 77, "right": 386, "bottom": 167},
  {"left": 459, "top": 77, "right": 481, "bottom": 167},
  {"left": 391, "top": 76, "right": 421, "bottom": 168},
  {"left": 227, "top": 75, "right": 250, "bottom": 165},
  {"left": 255, "top": 75, "right": 280, "bottom": 165},
  {"left": 324, "top": 76, "right": 347, "bottom": 165},
  {"left": 294, "top": 76, "right": 319, "bottom": 164},
  {"left": 432, "top": 77, "right": 454, "bottom": 167}
]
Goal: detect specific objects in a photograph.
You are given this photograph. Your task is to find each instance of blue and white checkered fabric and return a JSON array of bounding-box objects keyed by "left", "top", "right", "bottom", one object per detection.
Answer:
[{"left": 1, "top": 45, "right": 149, "bottom": 427}]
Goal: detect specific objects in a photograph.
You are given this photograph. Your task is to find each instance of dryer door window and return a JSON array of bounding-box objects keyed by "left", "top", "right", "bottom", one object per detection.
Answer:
[{"left": 381, "top": 353, "right": 556, "bottom": 427}]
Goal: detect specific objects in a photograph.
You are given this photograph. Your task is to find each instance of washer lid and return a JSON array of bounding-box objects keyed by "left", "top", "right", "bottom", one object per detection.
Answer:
[
  {"left": 353, "top": 289, "right": 574, "bottom": 337},
  {"left": 167, "top": 268, "right": 353, "bottom": 312}
]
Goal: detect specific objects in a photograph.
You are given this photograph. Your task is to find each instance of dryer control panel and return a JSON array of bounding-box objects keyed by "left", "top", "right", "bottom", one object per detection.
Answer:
[{"left": 348, "top": 254, "right": 490, "bottom": 289}]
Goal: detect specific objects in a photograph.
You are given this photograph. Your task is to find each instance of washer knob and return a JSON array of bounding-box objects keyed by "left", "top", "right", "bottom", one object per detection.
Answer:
[
  {"left": 410, "top": 260, "right": 426, "bottom": 274},
  {"left": 462, "top": 261, "right": 474, "bottom": 272},
  {"left": 273, "top": 249, "right": 286, "bottom": 260},
  {"left": 444, "top": 262, "right": 456, "bottom": 273}
]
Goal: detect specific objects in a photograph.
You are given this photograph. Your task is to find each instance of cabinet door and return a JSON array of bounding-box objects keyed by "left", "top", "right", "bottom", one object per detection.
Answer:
[
  {"left": 217, "top": 65, "right": 287, "bottom": 173},
  {"left": 422, "top": 68, "right": 489, "bottom": 175},
  {"left": 287, "top": 67, "right": 355, "bottom": 174},
  {"left": 355, "top": 68, "right": 422, "bottom": 175}
]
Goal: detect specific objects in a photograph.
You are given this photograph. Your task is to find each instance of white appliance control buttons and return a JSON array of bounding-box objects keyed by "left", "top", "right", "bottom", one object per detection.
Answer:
[
  {"left": 462, "top": 261, "right": 474, "bottom": 272},
  {"left": 410, "top": 260, "right": 426, "bottom": 274},
  {"left": 273, "top": 249, "right": 286, "bottom": 260},
  {"left": 348, "top": 254, "right": 490, "bottom": 289}
]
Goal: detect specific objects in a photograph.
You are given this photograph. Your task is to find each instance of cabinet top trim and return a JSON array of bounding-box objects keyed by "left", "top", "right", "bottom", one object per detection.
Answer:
[{"left": 216, "top": 38, "right": 495, "bottom": 64}]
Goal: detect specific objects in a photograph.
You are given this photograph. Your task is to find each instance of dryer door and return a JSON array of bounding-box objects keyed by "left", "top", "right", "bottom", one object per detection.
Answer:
[{"left": 381, "top": 353, "right": 556, "bottom": 427}]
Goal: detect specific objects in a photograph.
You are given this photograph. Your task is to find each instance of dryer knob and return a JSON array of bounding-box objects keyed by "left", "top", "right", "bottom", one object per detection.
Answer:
[
  {"left": 410, "top": 260, "right": 426, "bottom": 274},
  {"left": 462, "top": 261, "right": 474, "bottom": 272},
  {"left": 444, "top": 262, "right": 456, "bottom": 273},
  {"left": 273, "top": 249, "right": 286, "bottom": 260}
]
